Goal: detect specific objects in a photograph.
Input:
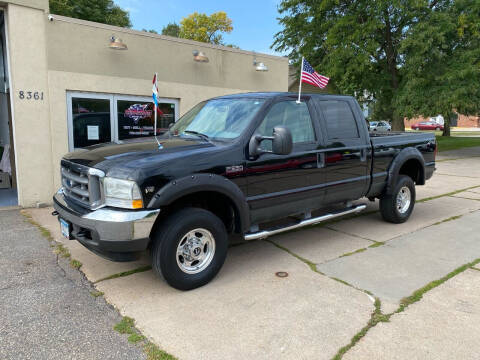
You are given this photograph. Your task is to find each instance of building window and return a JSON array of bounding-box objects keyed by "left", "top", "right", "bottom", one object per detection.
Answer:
[
  {"left": 72, "top": 97, "right": 112, "bottom": 148},
  {"left": 117, "top": 99, "right": 175, "bottom": 141},
  {"left": 67, "top": 92, "right": 179, "bottom": 151}
]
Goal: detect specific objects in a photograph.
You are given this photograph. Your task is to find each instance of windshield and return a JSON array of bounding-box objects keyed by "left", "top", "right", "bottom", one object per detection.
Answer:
[{"left": 169, "top": 98, "right": 265, "bottom": 140}]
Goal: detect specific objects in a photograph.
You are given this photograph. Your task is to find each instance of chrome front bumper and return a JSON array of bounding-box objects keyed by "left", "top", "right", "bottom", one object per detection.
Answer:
[{"left": 53, "top": 190, "right": 160, "bottom": 261}]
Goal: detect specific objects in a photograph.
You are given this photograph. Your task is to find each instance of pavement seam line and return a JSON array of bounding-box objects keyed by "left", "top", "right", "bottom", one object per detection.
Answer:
[
  {"left": 93, "top": 265, "right": 152, "bottom": 284},
  {"left": 417, "top": 185, "right": 480, "bottom": 202},
  {"left": 332, "top": 257, "right": 480, "bottom": 360},
  {"left": 395, "top": 257, "right": 480, "bottom": 313},
  {"left": 331, "top": 298, "right": 389, "bottom": 360},
  {"left": 324, "top": 225, "right": 378, "bottom": 243},
  {"left": 449, "top": 195, "right": 480, "bottom": 202},
  {"left": 265, "top": 239, "right": 375, "bottom": 296},
  {"left": 435, "top": 173, "right": 480, "bottom": 179}
]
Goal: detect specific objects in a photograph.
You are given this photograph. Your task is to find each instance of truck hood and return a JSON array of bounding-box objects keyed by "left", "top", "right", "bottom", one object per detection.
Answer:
[{"left": 63, "top": 137, "right": 216, "bottom": 177}]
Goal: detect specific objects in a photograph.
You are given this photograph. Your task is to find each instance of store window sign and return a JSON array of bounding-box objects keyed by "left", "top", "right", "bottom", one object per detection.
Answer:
[
  {"left": 87, "top": 125, "right": 99, "bottom": 140},
  {"left": 124, "top": 104, "right": 152, "bottom": 124}
]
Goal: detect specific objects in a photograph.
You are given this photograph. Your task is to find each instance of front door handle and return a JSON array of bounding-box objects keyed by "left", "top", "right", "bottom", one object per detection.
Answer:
[
  {"left": 317, "top": 152, "right": 325, "bottom": 168},
  {"left": 360, "top": 148, "right": 367, "bottom": 162}
]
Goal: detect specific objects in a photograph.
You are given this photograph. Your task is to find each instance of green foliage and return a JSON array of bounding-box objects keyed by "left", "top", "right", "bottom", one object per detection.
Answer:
[
  {"left": 161, "top": 22, "right": 181, "bottom": 37},
  {"left": 396, "top": 0, "right": 480, "bottom": 136},
  {"left": 142, "top": 29, "right": 158, "bottom": 34},
  {"left": 180, "top": 11, "right": 233, "bottom": 45},
  {"left": 114, "top": 316, "right": 135, "bottom": 334},
  {"left": 273, "top": 0, "right": 480, "bottom": 132},
  {"left": 49, "top": 0, "right": 131, "bottom": 28}
]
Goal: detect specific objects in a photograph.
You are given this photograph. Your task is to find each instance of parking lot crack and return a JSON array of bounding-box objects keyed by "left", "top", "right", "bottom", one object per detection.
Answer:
[{"left": 94, "top": 266, "right": 152, "bottom": 284}]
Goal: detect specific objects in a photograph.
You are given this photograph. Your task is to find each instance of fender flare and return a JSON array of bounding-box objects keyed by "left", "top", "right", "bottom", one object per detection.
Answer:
[
  {"left": 385, "top": 147, "right": 425, "bottom": 194},
  {"left": 147, "top": 173, "right": 250, "bottom": 233}
]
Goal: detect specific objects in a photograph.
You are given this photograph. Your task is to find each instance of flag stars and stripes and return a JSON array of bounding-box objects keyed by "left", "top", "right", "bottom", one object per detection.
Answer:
[{"left": 301, "top": 59, "right": 330, "bottom": 89}]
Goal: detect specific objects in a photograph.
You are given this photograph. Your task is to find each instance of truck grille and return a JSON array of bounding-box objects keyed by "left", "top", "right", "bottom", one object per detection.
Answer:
[{"left": 61, "top": 160, "right": 104, "bottom": 209}]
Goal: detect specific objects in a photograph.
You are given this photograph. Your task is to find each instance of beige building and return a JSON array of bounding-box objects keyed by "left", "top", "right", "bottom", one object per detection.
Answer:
[{"left": 0, "top": 0, "right": 288, "bottom": 208}]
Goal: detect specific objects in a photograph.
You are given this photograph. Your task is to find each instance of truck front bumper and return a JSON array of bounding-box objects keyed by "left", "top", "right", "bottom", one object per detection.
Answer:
[{"left": 53, "top": 190, "right": 160, "bottom": 262}]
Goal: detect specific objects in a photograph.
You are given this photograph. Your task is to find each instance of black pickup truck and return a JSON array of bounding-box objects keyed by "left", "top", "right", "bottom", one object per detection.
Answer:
[{"left": 53, "top": 93, "right": 436, "bottom": 290}]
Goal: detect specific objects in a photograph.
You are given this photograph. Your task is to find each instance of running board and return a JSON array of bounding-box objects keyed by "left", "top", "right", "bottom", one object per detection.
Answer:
[{"left": 244, "top": 204, "right": 367, "bottom": 241}]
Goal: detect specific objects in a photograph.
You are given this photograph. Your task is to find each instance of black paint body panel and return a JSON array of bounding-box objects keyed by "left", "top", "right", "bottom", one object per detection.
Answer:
[{"left": 60, "top": 92, "right": 436, "bottom": 231}]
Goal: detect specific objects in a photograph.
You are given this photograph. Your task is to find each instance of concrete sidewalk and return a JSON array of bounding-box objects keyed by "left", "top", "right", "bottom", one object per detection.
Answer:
[
  {"left": 20, "top": 152, "right": 480, "bottom": 360},
  {"left": 0, "top": 210, "right": 145, "bottom": 360}
]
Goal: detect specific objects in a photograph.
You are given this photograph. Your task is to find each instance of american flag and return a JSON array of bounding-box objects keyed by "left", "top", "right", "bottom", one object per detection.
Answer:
[{"left": 301, "top": 59, "right": 329, "bottom": 89}]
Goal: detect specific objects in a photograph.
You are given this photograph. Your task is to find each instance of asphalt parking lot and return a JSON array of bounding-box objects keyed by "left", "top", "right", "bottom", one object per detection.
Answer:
[{"left": 10, "top": 146, "right": 480, "bottom": 360}]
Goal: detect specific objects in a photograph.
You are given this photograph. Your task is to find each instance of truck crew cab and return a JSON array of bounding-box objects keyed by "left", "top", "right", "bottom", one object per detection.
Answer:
[{"left": 53, "top": 93, "right": 436, "bottom": 290}]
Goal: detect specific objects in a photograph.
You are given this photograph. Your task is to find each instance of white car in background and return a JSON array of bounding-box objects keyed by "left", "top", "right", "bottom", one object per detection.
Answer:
[{"left": 369, "top": 121, "right": 391, "bottom": 132}]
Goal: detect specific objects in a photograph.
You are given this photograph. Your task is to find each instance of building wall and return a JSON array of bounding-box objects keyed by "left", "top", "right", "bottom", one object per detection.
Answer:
[
  {"left": 3, "top": 6, "right": 288, "bottom": 207},
  {"left": 6, "top": 3, "right": 53, "bottom": 206}
]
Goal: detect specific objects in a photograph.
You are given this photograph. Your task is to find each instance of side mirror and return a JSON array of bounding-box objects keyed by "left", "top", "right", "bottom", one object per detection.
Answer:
[{"left": 249, "top": 126, "right": 293, "bottom": 158}]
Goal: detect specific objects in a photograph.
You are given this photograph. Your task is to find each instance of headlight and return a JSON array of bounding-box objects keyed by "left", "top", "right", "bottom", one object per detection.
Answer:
[{"left": 103, "top": 177, "right": 143, "bottom": 209}]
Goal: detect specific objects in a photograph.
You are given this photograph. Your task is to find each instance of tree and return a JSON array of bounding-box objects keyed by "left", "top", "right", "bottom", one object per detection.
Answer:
[
  {"left": 49, "top": 0, "right": 131, "bottom": 28},
  {"left": 179, "top": 12, "right": 233, "bottom": 45},
  {"left": 273, "top": 0, "right": 440, "bottom": 131},
  {"left": 395, "top": 0, "right": 480, "bottom": 136},
  {"left": 161, "top": 22, "right": 181, "bottom": 37},
  {"left": 142, "top": 29, "right": 158, "bottom": 34}
]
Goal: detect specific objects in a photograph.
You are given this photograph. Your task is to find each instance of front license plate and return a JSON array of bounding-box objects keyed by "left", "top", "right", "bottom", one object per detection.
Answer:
[{"left": 60, "top": 218, "right": 70, "bottom": 239}]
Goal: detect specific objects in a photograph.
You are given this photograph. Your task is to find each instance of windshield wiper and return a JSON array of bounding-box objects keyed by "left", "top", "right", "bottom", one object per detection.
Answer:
[{"left": 184, "top": 130, "right": 210, "bottom": 141}]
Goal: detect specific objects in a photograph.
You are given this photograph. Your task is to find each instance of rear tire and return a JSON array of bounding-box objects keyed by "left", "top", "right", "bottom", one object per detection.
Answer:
[
  {"left": 380, "top": 175, "right": 416, "bottom": 224},
  {"left": 436, "top": 127, "right": 440, "bottom": 131},
  {"left": 151, "top": 207, "right": 228, "bottom": 290}
]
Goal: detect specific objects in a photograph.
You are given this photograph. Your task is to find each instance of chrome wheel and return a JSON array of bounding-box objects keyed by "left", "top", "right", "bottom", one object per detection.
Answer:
[
  {"left": 396, "top": 186, "right": 411, "bottom": 214},
  {"left": 176, "top": 228, "right": 216, "bottom": 274}
]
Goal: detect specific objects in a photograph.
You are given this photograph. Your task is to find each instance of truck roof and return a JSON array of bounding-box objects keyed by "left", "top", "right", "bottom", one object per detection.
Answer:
[{"left": 214, "top": 92, "right": 355, "bottom": 100}]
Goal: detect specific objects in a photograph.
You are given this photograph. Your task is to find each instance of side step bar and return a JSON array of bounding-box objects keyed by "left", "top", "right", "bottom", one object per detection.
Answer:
[{"left": 244, "top": 204, "right": 367, "bottom": 241}]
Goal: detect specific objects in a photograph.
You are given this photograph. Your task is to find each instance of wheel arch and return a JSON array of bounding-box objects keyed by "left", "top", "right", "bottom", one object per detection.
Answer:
[
  {"left": 385, "top": 147, "right": 425, "bottom": 194},
  {"left": 147, "top": 173, "right": 250, "bottom": 235}
]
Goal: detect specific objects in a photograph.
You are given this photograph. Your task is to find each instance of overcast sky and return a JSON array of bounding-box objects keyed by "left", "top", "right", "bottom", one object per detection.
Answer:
[{"left": 115, "top": 0, "right": 287, "bottom": 56}]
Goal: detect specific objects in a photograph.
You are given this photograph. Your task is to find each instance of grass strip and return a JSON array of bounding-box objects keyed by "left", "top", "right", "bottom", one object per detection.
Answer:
[
  {"left": 435, "top": 136, "right": 480, "bottom": 152},
  {"left": 114, "top": 316, "right": 177, "bottom": 359},
  {"left": 432, "top": 215, "right": 463, "bottom": 225},
  {"left": 90, "top": 290, "right": 104, "bottom": 297},
  {"left": 417, "top": 185, "right": 480, "bottom": 202},
  {"left": 397, "top": 258, "right": 480, "bottom": 313},
  {"left": 70, "top": 259, "right": 82, "bottom": 269},
  {"left": 339, "top": 248, "right": 367, "bottom": 258},
  {"left": 332, "top": 298, "right": 389, "bottom": 360},
  {"left": 94, "top": 265, "right": 152, "bottom": 283}
]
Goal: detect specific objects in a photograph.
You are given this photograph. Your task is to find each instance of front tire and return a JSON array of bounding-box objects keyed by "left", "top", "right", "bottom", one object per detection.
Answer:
[
  {"left": 151, "top": 208, "right": 228, "bottom": 290},
  {"left": 380, "top": 175, "right": 416, "bottom": 223}
]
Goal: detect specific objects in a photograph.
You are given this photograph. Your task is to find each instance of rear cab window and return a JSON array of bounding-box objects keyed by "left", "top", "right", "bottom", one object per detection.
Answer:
[{"left": 319, "top": 100, "right": 360, "bottom": 140}]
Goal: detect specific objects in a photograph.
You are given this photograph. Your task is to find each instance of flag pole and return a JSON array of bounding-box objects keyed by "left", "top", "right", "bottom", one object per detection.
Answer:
[
  {"left": 153, "top": 72, "right": 161, "bottom": 148},
  {"left": 297, "top": 57, "right": 304, "bottom": 104}
]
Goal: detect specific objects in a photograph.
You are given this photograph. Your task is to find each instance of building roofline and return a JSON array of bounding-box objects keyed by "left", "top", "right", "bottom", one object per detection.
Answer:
[{"left": 48, "top": 14, "right": 289, "bottom": 61}]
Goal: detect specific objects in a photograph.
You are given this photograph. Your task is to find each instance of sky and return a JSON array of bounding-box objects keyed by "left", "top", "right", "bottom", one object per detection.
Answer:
[{"left": 115, "top": 0, "right": 287, "bottom": 56}]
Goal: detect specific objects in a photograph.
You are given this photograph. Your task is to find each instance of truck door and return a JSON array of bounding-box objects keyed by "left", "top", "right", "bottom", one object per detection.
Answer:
[
  {"left": 314, "top": 99, "right": 370, "bottom": 204},
  {"left": 246, "top": 98, "right": 323, "bottom": 225}
]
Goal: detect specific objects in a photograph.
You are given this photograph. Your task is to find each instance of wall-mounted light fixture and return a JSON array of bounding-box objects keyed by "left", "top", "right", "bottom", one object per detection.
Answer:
[
  {"left": 193, "top": 50, "right": 209, "bottom": 62},
  {"left": 109, "top": 35, "right": 128, "bottom": 50},
  {"left": 253, "top": 53, "right": 268, "bottom": 71}
]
